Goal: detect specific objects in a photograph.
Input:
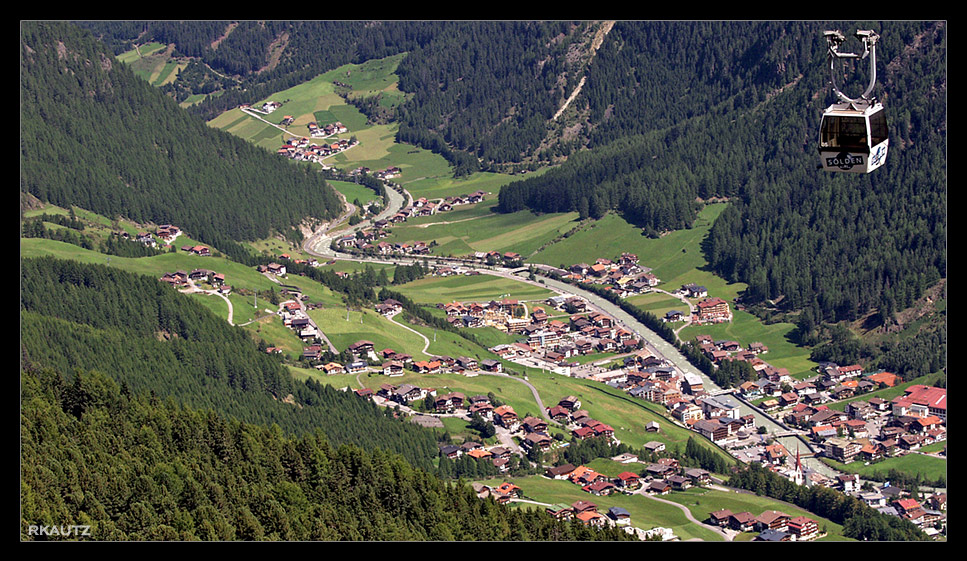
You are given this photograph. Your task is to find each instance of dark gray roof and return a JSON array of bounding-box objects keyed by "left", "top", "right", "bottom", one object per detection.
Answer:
[{"left": 756, "top": 529, "right": 791, "bottom": 541}]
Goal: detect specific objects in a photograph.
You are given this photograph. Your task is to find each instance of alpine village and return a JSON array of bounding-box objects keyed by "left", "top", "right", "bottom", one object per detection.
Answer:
[{"left": 21, "top": 20, "right": 946, "bottom": 542}]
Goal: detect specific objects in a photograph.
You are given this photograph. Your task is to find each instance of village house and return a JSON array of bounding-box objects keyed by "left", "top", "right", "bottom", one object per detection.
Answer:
[
  {"left": 558, "top": 396, "right": 581, "bottom": 411},
  {"left": 615, "top": 472, "right": 641, "bottom": 490},
  {"left": 545, "top": 464, "right": 577, "bottom": 480},
  {"left": 480, "top": 359, "right": 502, "bottom": 373},
  {"left": 381, "top": 361, "right": 404, "bottom": 376},
  {"left": 672, "top": 402, "right": 704, "bottom": 423},
  {"left": 523, "top": 432, "right": 554, "bottom": 452},
  {"left": 159, "top": 271, "right": 188, "bottom": 287},
  {"left": 823, "top": 437, "right": 862, "bottom": 463},
  {"left": 891, "top": 385, "right": 947, "bottom": 421},
  {"left": 692, "top": 418, "right": 734, "bottom": 445},
  {"left": 682, "top": 284, "right": 708, "bottom": 298},
  {"left": 684, "top": 468, "right": 711, "bottom": 486},
  {"left": 493, "top": 405, "right": 519, "bottom": 432},
  {"left": 729, "top": 512, "right": 756, "bottom": 532},
  {"left": 182, "top": 245, "right": 211, "bottom": 256},
  {"left": 569, "top": 466, "right": 607, "bottom": 486},
  {"left": 755, "top": 510, "right": 790, "bottom": 532},
  {"left": 667, "top": 475, "right": 691, "bottom": 491},
  {"left": 575, "top": 510, "right": 608, "bottom": 528},
  {"left": 345, "top": 361, "right": 367, "bottom": 373},
  {"left": 545, "top": 504, "right": 574, "bottom": 521},
  {"left": 582, "top": 480, "right": 617, "bottom": 497},
  {"left": 708, "top": 509, "right": 732, "bottom": 527},
  {"left": 646, "top": 480, "right": 672, "bottom": 495},
  {"left": 786, "top": 516, "right": 819, "bottom": 541}
]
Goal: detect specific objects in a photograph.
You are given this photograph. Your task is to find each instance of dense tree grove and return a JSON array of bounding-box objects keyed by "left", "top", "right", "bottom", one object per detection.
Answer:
[
  {"left": 395, "top": 21, "right": 589, "bottom": 173},
  {"left": 21, "top": 367, "right": 632, "bottom": 541},
  {"left": 21, "top": 21, "right": 344, "bottom": 250}
]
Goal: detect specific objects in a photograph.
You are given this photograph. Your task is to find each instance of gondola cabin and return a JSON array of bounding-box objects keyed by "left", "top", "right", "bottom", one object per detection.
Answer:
[{"left": 818, "top": 100, "right": 889, "bottom": 173}]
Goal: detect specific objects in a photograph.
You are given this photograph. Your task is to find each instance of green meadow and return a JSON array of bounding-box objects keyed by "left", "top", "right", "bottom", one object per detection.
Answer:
[
  {"left": 352, "top": 370, "right": 545, "bottom": 422},
  {"left": 117, "top": 43, "right": 187, "bottom": 87},
  {"left": 528, "top": 204, "right": 816, "bottom": 379},
  {"left": 329, "top": 179, "right": 382, "bottom": 206},
  {"left": 116, "top": 42, "right": 166, "bottom": 64},
  {"left": 661, "top": 487, "right": 852, "bottom": 541},
  {"left": 523, "top": 371, "right": 734, "bottom": 462},
  {"left": 533, "top": 205, "right": 742, "bottom": 301},
  {"left": 626, "top": 291, "right": 690, "bottom": 322},
  {"left": 309, "top": 307, "right": 428, "bottom": 356},
  {"left": 382, "top": 203, "right": 580, "bottom": 258},
  {"left": 475, "top": 475, "right": 724, "bottom": 541},
  {"left": 395, "top": 315, "right": 501, "bottom": 362},
  {"left": 678, "top": 309, "right": 818, "bottom": 379},
  {"left": 21, "top": 238, "right": 277, "bottom": 294},
  {"left": 395, "top": 273, "right": 555, "bottom": 304},
  {"left": 822, "top": 454, "right": 947, "bottom": 484}
]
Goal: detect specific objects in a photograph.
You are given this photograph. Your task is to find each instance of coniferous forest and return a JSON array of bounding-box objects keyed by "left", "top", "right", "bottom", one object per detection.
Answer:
[
  {"left": 497, "top": 21, "right": 945, "bottom": 322},
  {"left": 21, "top": 366, "right": 631, "bottom": 541},
  {"left": 21, "top": 21, "right": 344, "bottom": 249}
]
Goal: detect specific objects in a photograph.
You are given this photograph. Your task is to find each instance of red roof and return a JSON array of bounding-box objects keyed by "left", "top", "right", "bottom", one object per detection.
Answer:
[
  {"left": 895, "top": 498, "right": 921, "bottom": 511},
  {"left": 903, "top": 385, "right": 947, "bottom": 410}
]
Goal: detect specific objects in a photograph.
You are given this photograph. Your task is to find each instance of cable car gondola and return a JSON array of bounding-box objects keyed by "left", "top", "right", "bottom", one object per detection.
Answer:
[{"left": 818, "top": 30, "right": 889, "bottom": 173}]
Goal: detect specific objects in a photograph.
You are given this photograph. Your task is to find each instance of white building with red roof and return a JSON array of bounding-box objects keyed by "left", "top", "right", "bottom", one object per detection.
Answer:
[{"left": 892, "top": 385, "right": 946, "bottom": 422}]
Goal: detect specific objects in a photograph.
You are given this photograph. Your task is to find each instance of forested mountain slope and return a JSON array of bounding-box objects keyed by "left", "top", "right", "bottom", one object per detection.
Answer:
[
  {"left": 74, "top": 20, "right": 444, "bottom": 120},
  {"left": 76, "top": 20, "right": 613, "bottom": 173},
  {"left": 20, "top": 257, "right": 440, "bottom": 471},
  {"left": 21, "top": 366, "right": 632, "bottom": 541},
  {"left": 499, "top": 21, "right": 946, "bottom": 322},
  {"left": 21, "top": 21, "right": 343, "bottom": 249}
]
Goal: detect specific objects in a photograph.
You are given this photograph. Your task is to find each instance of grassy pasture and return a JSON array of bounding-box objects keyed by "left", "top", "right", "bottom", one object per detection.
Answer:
[
  {"left": 382, "top": 206, "right": 580, "bottom": 258},
  {"left": 475, "top": 475, "right": 724, "bottom": 541},
  {"left": 626, "top": 291, "right": 689, "bottom": 321},
  {"left": 531, "top": 204, "right": 816, "bottom": 379},
  {"left": 329, "top": 180, "right": 382, "bottom": 206},
  {"left": 532, "top": 205, "right": 736, "bottom": 295},
  {"left": 822, "top": 453, "right": 947, "bottom": 484},
  {"left": 678, "top": 309, "right": 817, "bottom": 379},
  {"left": 524, "top": 370, "right": 734, "bottom": 461},
  {"left": 395, "top": 274, "right": 554, "bottom": 305},
  {"left": 309, "top": 307, "right": 427, "bottom": 356},
  {"left": 661, "top": 487, "right": 852, "bottom": 541},
  {"left": 22, "top": 238, "right": 272, "bottom": 291},
  {"left": 116, "top": 42, "right": 166, "bottom": 64}
]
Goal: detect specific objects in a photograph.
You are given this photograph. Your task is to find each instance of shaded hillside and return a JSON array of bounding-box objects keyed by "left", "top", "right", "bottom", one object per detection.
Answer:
[{"left": 21, "top": 21, "right": 343, "bottom": 249}]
